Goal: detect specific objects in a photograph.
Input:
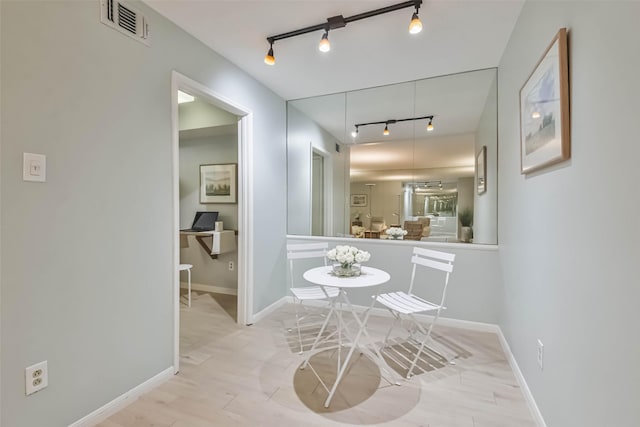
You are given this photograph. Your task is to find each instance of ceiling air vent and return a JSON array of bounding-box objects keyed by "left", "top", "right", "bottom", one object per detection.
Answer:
[{"left": 100, "top": 0, "right": 150, "bottom": 46}]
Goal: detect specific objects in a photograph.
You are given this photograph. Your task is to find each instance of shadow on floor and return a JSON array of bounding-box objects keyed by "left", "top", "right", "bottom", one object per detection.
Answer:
[{"left": 181, "top": 290, "right": 237, "bottom": 321}]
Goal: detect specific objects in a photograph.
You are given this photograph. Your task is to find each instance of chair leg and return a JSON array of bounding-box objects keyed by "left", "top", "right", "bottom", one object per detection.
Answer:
[
  {"left": 293, "top": 299, "right": 304, "bottom": 354},
  {"left": 383, "top": 310, "right": 401, "bottom": 346},
  {"left": 187, "top": 268, "right": 191, "bottom": 307},
  {"left": 405, "top": 313, "right": 451, "bottom": 378}
]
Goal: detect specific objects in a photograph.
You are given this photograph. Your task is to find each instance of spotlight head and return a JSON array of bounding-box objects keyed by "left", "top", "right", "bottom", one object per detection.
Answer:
[
  {"left": 264, "top": 45, "right": 275, "bottom": 65},
  {"left": 427, "top": 120, "right": 434, "bottom": 132},
  {"left": 409, "top": 12, "right": 422, "bottom": 34},
  {"left": 383, "top": 124, "right": 390, "bottom": 136},
  {"left": 531, "top": 111, "right": 541, "bottom": 119},
  {"left": 319, "top": 32, "right": 331, "bottom": 52},
  {"left": 351, "top": 127, "right": 358, "bottom": 138}
]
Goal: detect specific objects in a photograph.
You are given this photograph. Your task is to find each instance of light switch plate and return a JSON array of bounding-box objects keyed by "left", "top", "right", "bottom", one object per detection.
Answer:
[{"left": 23, "top": 153, "right": 46, "bottom": 182}]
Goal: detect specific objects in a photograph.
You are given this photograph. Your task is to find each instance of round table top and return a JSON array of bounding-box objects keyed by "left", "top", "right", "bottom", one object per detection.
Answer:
[{"left": 303, "top": 265, "right": 390, "bottom": 289}]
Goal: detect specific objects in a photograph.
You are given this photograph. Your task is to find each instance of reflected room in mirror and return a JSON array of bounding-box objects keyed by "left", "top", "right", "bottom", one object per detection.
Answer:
[{"left": 286, "top": 68, "right": 498, "bottom": 245}]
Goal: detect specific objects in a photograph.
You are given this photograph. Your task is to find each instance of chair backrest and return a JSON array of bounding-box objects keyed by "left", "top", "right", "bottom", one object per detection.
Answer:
[
  {"left": 408, "top": 247, "right": 455, "bottom": 308},
  {"left": 370, "top": 217, "right": 386, "bottom": 232},
  {"left": 403, "top": 221, "right": 424, "bottom": 240},
  {"left": 351, "top": 225, "right": 365, "bottom": 238},
  {"left": 286, "top": 242, "right": 328, "bottom": 288},
  {"left": 416, "top": 217, "right": 431, "bottom": 237}
]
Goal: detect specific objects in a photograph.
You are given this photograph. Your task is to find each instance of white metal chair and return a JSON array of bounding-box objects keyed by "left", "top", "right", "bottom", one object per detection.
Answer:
[
  {"left": 179, "top": 263, "right": 193, "bottom": 307},
  {"left": 287, "top": 242, "right": 339, "bottom": 353},
  {"left": 375, "top": 247, "right": 455, "bottom": 378}
]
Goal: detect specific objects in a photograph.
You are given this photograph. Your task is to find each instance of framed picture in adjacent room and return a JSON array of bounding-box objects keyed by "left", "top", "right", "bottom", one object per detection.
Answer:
[
  {"left": 476, "top": 145, "right": 487, "bottom": 194},
  {"left": 350, "top": 194, "right": 368, "bottom": 207},
  {"left": 200, "top": 163, "right": 237, "bottom": 204},
  {"left": 519, "top": 27, "right": 570, "bottom": 174}
]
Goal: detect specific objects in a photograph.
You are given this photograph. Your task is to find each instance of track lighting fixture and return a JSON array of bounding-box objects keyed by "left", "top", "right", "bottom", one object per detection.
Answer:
[
  {"left": 427, "top": 119, "right": 434, "bottom": 131},
  {"left": 264, "top": 0, "right": 422, "bottom": 65},
  {"left": 413, "top": 180, "right": 443, "bottom": 192},
  {"left": 319, "top": 30, "right": 331, "bottom": 52},
  {"left": 408, "top": 2, "right": 422, "bottom": 34},
  {"left": 353, "top": 115, "right": 434, "bottom": 137},
  {"left": 264, "top": 41, "right": 275, "bottom": 65}
]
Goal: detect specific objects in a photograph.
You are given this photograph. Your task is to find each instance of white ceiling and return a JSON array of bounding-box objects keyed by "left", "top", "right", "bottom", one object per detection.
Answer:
[{"left": 144, "top": 0, "right": 524, "bottom": 100}]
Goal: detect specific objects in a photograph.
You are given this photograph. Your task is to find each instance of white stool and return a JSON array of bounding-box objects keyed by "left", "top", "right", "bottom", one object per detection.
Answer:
[{"left": 179, "top": 264, "right": 193, "bottom": 307}]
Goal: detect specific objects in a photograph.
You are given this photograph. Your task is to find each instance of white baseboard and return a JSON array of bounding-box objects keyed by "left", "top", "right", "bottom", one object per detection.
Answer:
[
  {"left": 496, "top": 329, "right": 547, "bottom": 427},
  {"left": 180, "top": 281, "right": 237, "bottom": 296},
  {"left": 284, "top": 296, "right": 499, "bottom": 333},
  {"left": 251, "top": 296, "right": 288, "bottom": 324},
  {"left": 68, "top": 367, "right": 174, "bottom": 427}
]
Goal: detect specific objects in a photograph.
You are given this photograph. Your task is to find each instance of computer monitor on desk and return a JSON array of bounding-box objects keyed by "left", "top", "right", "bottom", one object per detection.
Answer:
[{"left": 181, "top": 211, "right": 218, "bottom": 232}]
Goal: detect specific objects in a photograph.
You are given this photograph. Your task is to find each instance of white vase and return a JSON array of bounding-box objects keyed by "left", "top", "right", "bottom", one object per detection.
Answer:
[{"left": 332, "top": 263, "right": 362, "bottom": 277}]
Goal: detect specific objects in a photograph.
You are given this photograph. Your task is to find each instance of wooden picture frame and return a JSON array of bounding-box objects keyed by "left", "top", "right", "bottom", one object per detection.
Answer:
[
  {"left": 350, "top": 194, "right": 368, "bottom": 207},
  {"left": 200, "top": 163, "right": 237, "bottom": 204},
  {"left": 476, "top": 146, "right": 487, "bottom": 194},
  {"left": 519, "top": 28, "right": 570, "bottom": 174}
]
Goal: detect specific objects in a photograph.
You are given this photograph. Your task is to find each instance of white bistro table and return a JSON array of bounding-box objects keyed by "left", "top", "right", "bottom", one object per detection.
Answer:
[{"left": 301, "top": 265, "right": 400, "bottom": 407}]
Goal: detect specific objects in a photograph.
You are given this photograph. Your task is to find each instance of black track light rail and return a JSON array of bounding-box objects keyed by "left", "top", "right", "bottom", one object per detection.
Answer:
[
  {"left": 355, "top": 114, "right": 433, "bottom": 129},
  {"left": 266, "top": 0, "right": 422, "bottom": 44}
]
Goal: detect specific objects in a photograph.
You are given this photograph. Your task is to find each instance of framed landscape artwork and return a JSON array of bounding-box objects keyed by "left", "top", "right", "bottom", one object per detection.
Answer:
[
  {"left": 350, "top": 194, "right": 368, "bottom": 207},
  {"left": 476, "top": 146, "right": 487, "bottom": 194},
  {"left": 200, "top": 163, "right": 237, "bottom": 204},
  {"left": 519, "top": 28, "right": 570, "bottom": 174}
]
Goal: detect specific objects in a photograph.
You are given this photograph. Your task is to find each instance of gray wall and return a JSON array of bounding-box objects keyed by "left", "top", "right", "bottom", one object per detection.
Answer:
[
  {"left": 498, "top": 2, "right": 640, "bottom": 426},
  {"left": 179, "top": 135, "right": 238, "bottom": 291},
  {"left": 473, "top": 74, "right": 498, "bottom": 244},
  {"left": 0, "top": 1, "right": 286, "bottom": 426},
  {"left": 457, "top": 177, "right": 474, "bottom": 216},
  {"left": 288, "top": 237, "right": 502, "bottom": 324},
  {"left": 178, "top": 100, "right": 238, "bottom": 131}
]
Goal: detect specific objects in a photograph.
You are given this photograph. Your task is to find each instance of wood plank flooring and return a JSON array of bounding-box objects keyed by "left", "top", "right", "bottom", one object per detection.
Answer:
[{"left": 98, "top": 291, "right": 536, "bottom": 427}]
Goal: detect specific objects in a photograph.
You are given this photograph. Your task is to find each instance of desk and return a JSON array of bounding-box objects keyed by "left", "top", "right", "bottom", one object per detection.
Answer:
[
  {"left": 302, "top": 265, "right": 400, "bottom": 407},
  {"left": 180, "top": 230, "right": 236, "bottom": 259}
]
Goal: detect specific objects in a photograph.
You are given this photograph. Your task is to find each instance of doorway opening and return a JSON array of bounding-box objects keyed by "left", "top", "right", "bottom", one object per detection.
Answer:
[
  {"left": 310, "top": 147, "right": 333, "bottom": 237},
  {"left": 171, "top": 72, "right": 253, "bottom": 373}
]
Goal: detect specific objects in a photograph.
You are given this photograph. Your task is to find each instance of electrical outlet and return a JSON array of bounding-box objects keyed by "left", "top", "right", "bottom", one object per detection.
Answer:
[
  {"left": 25, "top": 361, "right": 48, "bottom": 396},
  {"left": 537, "top": 339, "right": 544, "bottom": 370},
  {"left": 228, "top": 261, "right": 234, "bottom": 271}
]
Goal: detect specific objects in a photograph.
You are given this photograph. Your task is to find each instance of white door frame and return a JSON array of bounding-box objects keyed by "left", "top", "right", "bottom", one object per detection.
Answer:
[
  {"left": 310, "top": 145, "right": 333, "bottom": 236},
  {"left": 171, "top": 71, "right": 254, "bottom": 373}
]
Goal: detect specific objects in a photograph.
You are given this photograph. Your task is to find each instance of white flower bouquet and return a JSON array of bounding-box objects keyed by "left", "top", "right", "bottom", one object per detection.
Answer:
[
  {"left": 386, "top": 227, "right": 408, "bottom": 239},
  {"left": 326, "top": 245, "right": 371, "bottom": 276}
]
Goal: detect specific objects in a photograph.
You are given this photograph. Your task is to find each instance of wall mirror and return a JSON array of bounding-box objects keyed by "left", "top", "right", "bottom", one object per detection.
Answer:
[{"left": 286, "top": 68, "right": 497, "bottom": 245}]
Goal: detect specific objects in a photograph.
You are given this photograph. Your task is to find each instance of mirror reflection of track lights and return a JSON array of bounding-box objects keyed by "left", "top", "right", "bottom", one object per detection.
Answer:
[
  {"left": 351, "top": 115, "right": 434, "bottom": 138},
  {"left": 264, "top": 0, "right": 423, "bottom": 65}
]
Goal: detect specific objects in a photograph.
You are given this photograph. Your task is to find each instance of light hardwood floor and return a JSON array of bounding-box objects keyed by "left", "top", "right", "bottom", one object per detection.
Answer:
[{"left": 98, "top": 291, "right": 536, "bottom": 427}]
